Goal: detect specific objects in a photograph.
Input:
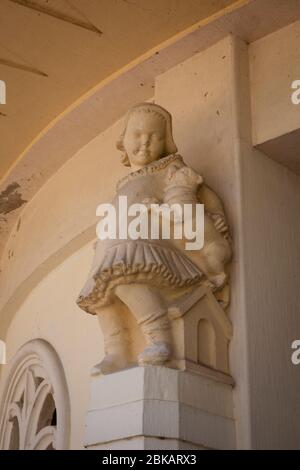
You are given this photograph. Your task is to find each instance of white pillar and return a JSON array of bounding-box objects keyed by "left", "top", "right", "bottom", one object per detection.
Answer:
[{"left": 84, "top": 366, "right": 234, "bottom": 450}]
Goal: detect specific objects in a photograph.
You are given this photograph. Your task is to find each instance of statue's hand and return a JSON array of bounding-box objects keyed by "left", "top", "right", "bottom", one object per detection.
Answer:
[{"left": 210, "top": 213, "right": 230, "bottom": 238}]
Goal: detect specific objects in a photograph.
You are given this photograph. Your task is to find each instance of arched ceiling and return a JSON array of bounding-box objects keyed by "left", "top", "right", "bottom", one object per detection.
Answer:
[
  {"left": 1, "top": 0, "right": 300, "bottom": 260},
  {"left": 0, "top": 0, "right": 241, "bottom": 179}
]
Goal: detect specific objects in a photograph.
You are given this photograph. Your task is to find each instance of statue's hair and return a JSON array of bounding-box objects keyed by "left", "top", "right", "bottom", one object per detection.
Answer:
[{"left": 117, "top": 102, "right": 178, "bottom": 167}]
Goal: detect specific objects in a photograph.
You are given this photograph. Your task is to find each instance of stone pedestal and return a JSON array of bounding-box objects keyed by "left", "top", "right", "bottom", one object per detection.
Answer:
[{"left": 84, "top": 366, "right": 235, "bottom": 450}]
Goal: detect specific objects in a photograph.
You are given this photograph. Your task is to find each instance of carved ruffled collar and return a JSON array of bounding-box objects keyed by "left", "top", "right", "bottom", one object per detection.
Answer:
[{"left": 116, "top": 154, "right": 183, "bottom": 190}]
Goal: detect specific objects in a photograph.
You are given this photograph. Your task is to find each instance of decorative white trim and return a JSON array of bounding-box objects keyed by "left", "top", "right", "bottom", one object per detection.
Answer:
[{"left": 0, "top": 340, "right": 70, "bottom": 450}]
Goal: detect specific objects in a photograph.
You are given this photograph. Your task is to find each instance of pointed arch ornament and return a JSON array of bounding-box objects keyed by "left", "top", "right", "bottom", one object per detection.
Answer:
[{"left": 0, "top": 339, "right": 70, "bottom": 450}]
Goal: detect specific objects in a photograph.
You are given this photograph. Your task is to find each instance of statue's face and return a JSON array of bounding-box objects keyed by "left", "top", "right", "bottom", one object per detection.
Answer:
[{"left": 123, "top": 111, "right": 166, "bottom": 168}]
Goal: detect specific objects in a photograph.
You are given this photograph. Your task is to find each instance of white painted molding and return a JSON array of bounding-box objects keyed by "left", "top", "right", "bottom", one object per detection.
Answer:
[{"left": 0, "top": 339, "right": 70, "bottom": 450}]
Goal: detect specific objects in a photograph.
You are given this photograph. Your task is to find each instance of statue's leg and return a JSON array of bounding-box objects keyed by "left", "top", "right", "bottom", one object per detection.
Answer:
[
  {"left": 115, "top": 284, "right": 172, "bottom": 366},
  {"left": 92, "top": 302, "right": 129, "bottom": 375}
]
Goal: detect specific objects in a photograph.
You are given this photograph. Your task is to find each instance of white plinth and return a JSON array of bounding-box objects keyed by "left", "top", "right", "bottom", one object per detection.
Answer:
[{"left": 84, "top": 366, "right": 235, "bottom": 450}]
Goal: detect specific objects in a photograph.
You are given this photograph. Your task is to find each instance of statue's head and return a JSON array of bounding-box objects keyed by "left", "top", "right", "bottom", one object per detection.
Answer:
[{"left": 117, "top": 102, "right": 178, "bottom": 168}]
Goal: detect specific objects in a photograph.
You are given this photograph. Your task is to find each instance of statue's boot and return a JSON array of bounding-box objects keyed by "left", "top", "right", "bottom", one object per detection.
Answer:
[
  {"left": 91, "top": 337, "right": 129, "bottom": 375},
  {"left": 92, "top": 304, "right": 130, "bottom": 376},
  {"left": 137, "top": 310, "right": 172, "bottom": 366},
  {"left": 115, "top": 284, "right": 173, "bottom": 366}
]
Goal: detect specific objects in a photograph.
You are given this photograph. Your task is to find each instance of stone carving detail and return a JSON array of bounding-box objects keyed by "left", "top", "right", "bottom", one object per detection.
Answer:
[
  {"left": 0, "top": 340, "right": 69, "bottom": 450},
  {"left": 77, "top": 103, "right": 232, "bottom": 377}
]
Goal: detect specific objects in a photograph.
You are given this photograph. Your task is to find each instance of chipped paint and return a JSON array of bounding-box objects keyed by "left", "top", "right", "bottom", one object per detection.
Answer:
[{"left": 0, "top": 182, "right": 27, "bottom": 215}]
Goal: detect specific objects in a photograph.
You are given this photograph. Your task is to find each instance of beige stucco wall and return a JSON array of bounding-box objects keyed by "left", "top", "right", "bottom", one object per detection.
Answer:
[
  {"left": 0, "top": 117, "right": 129, "bottom": 326},
  {"left": 250, "top": 19, "right": 300, "bottom": 146},
  {"left": 0, "top": 244, "right": 99, "bottom": 449},
  {"left": 249, "top": 19, "right": 300, "bottom": 175},
  {"left": 1, "top": 27, "right": 300, "bottom": 450},
  {"left": 239, "top": 141, "right": 300, "bottom": 449}
]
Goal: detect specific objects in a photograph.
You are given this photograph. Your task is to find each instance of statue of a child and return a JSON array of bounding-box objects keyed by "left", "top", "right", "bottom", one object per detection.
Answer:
[{"left": 77, "top": 102, "right": 232, "bottom": 374}]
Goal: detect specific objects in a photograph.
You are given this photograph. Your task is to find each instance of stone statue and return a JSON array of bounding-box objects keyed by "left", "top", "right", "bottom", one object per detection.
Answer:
[{"left": 77, "top": 103, "right": 232, "bottom": 375}]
